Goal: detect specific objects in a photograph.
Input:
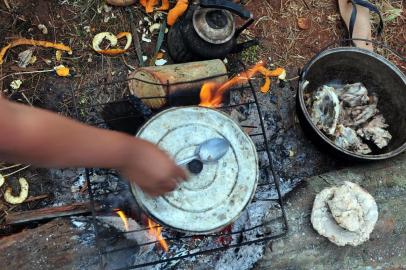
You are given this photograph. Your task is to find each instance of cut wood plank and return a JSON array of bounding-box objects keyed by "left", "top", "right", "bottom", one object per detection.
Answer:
[
  {"left": 5, "top": 202, "right": 98, "bottom": 225},
  {"left": 0, "top": 218, "right": 99, "bottom": 270}
]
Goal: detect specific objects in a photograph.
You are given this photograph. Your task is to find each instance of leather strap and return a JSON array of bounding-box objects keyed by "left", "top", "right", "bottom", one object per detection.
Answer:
[{"left": 349, "top": 0, "right": 384, "bottom": 39}]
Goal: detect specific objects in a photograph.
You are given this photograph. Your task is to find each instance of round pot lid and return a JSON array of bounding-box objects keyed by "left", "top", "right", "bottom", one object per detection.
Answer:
[
  {"left": 132, "top": 106, "right": 258, "bottom": 233},
  {"left": 193, "top": 8, "right": 235, "bottom": 44}
]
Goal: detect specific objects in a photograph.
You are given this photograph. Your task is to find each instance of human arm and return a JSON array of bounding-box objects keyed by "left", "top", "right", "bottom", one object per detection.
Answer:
[{"left": 0, "top": 97, "right": 186, "bottom": 196}]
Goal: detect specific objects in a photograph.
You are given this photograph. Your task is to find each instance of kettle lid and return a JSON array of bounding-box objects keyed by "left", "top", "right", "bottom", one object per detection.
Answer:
[{"left": 193, "top": 7, "right": 235, "bottom": 44}]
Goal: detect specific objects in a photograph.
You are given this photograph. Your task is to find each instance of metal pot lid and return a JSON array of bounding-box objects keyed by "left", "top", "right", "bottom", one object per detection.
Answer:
[
  {"left": 193, "top": 7, "right": 235, "bottom": 44},
  {"left": 132, "top": 107, "right": 258, "bottom": 233}
]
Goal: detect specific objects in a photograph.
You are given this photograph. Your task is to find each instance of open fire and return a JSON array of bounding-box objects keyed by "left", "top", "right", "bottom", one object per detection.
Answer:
[
  {"left": 115, "top": 209, "right": 129, "bottom": 231},
  {"left": 147, "top": 218, "right": 169, "bottom": 252},
  {"left": 115, "top": 208, "right": 169, "bottom": 252},
  {"left": 199, "top": 61, "right": 286, "bottom": 107}
]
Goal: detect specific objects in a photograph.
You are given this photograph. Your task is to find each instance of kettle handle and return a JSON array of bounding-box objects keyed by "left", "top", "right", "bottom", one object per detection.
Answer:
[{"left": 199, "top": 0, "right": 252, "bottom": 20}]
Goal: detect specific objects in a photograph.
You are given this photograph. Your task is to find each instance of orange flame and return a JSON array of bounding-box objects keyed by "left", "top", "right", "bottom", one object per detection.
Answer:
[
  {"left": 147, "top": 218, "right": 169, "bottom": 252},
  {"left": 199, "top": 61, "right": 286, "bottom": 108},
  {"left": 115, "top": 209, "right": 129, "bottom": 231}
]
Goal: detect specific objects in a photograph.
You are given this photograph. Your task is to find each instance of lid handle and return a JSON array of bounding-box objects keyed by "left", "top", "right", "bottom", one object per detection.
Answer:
[{"left": 199, "top": 0, "right": 252, "bottom": 20}]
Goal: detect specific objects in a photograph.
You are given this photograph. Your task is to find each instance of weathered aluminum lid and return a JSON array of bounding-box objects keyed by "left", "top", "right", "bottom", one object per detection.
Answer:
[
  {"left": 193, "top": 8, "right": 235, "bottom": 44},
  {"left": 132, "top": 107, "right": 258, "bottom": 233}
]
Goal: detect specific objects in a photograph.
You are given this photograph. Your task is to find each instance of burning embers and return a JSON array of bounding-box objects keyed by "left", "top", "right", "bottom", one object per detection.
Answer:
[
  {"left": 199, "top": 61, "right": 286, "bottom": 107},
  {"left": 115, "top": 208, "right": 169, "bottom": 252}
]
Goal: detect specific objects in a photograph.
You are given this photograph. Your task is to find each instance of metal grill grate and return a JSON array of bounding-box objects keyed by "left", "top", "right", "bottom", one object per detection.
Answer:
[{"left": 68, "top": 62, "right": 288, "bottom": 269}]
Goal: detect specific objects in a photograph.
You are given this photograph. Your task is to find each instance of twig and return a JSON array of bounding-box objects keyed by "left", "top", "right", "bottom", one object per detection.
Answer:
[
  {"left": 301, "top": 0, "right": 310, "bottom": 10},
  {"left": 0, "top": 164, "right": 22, "bottom": 171},
  {"left": 5, "top": 202, "right": 99, "bottom": 225},
  {"left": 24, "top": 194, "right": 49, "bottom": 203},
  {"left": 0, "top": 69, "right": 54, "bottom": 81},
  {"left": 287, "top": 76, "right": 299, "bottom": 81},
  {"left": 121, "top": 56, "right": 136, "bottom": 70},
  {"left": 3, "top": 0, "right": 11, "bottom": 10},
  {"left": 3, "top": 165, "right": 31, "bottom": 177},
  {"left": 79, "top": 182, "right": 88, "bottom": 193},
  {"left": 21, "top": 92, "right": 33, "bottom": 106},
  {"left": 127, "top": 7, "right": 145, "bottom": 67}
]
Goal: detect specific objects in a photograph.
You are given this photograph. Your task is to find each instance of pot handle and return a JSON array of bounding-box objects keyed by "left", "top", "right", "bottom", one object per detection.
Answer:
[
  {"left": 300, "top": 38, "right": 406, "bottom": 80},
  {"left": 199, "top": 0, "right": 252, "bottom": 20}
]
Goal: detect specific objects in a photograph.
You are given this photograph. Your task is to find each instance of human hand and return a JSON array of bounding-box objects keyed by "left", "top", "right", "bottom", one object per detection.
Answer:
[{"left": 118, "top": 139, "right": 187, "bottom": 196}]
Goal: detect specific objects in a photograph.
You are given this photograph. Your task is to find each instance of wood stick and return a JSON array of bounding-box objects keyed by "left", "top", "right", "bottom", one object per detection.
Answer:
[
  {"left": 24, "top": 194, "right": 49, "bottom": 203},
  {"left": 5, "top": 202, "right": 98, "bottom": 225}
]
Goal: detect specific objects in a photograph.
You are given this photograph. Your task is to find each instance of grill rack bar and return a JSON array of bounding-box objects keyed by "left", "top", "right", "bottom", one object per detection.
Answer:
[{"left": 69, "top": 63, "right": 288, "bottom": 269}]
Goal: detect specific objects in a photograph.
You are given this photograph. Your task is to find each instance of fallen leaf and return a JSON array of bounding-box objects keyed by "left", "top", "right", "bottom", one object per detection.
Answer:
[
  {"left": 55, "top": 50, "right": 62, "bottom": 61},
  {"left": 297, "top": 17, "right": 311, "bottom": 30},
  {"left": 10, "top": 80, "right": 22, "bottom": 90},
  {"left": 18, "top": 49, "right": 33, "bottom": 68},
  {"left": 29, "top": 55, "right": 37, "bottom": 64}
]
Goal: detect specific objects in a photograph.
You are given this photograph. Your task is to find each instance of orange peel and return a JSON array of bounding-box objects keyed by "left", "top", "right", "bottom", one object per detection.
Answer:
[
  {"left": 145, "top": 0, "right": 158, "bottom": 13},
  {"left": 54, "top": 65, "right": 70, "bottom": 77},
  {"left": 92, "top": 32, "right": 132, "bottom": 55},
  {"left": 167, "top": 0, "right": 189, "bottom": 26},
  {"left": 0, "top": 38, "right": 72, "bottom": 65},
  {"left": 258, "top": 67, "right": 286, "bottom": 93},
  {"left": 158, "top": 0, "right": 170, "bottom": 10}
]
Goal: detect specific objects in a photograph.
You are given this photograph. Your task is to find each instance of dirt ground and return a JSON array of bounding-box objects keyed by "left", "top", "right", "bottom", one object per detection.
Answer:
[{"left": 0, "top": 0, "right": 405, "bottom": 233}]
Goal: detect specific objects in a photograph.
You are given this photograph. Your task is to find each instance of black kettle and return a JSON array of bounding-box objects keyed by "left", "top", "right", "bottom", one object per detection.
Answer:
[{"left": 167, "top": 0, "right": 258, "bottom": 63}]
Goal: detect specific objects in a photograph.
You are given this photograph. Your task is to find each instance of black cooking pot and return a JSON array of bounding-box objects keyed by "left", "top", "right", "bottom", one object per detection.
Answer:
[
  {"left": 297, "top": 41, "right": 406, "bottom": 161},
  {"left": 167, "top": 0, "right": 257, "bottom": 63}
]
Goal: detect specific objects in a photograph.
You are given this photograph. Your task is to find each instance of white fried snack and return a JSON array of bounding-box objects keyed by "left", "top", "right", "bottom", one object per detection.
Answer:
[{"left": 311, "top": 181, "right": 378, "bottom": 246}]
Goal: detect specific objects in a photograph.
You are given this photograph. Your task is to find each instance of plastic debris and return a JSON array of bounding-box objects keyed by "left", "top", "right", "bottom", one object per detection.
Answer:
[{"left": 155, "top": 59, "right": 167, "bottom": 66}]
